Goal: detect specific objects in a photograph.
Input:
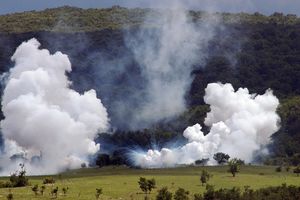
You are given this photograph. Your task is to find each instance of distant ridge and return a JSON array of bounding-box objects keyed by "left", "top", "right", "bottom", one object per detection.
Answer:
[{"left": 0, "top": 6, "right": 300, "bottom": 33}]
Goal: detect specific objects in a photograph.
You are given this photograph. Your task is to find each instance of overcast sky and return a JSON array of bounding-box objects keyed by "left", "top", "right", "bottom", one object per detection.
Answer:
[{"left": 0, "top": 0, "right": 300, "bottom": 16}]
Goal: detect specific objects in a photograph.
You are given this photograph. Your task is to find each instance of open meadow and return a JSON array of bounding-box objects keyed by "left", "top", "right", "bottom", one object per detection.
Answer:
[{"left": 0, "top": 165, "right": 299, "bottom": 200}]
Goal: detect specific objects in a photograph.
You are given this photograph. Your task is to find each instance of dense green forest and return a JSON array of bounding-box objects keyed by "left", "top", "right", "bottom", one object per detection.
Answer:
[{"left": 0, "top": 7, "right": 299, "bottom": 166}]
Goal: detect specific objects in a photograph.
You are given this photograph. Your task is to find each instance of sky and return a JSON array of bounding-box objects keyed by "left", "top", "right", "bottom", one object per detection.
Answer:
[{"left": 0, "top": 0, "right": 300, "bottom": 16}]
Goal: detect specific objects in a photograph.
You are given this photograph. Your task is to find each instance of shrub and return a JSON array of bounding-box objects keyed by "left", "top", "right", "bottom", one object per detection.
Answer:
[
  {"left": 174, "top": 188, "right": 189, "bottom": 200},
  {"left": 275, "top": 166, "right": 282, "bottom": 172},
  {"left": 138, "top": 177, "right": 156, "bottom": 194},
  {"left": 51, "top": 187, "right": 58, "bottom": 198},
  {"left": 40, "top": 185, "right": 46, "bottom": 195},
  {"left": 43, "top": 177, "right": 55, "bottom": 184},
  {"left": 6, "top": 193, "right": 13, "bottom": 200},
  {"left": 156, "top": 187, "right": 172, "bottom": 200},
  {"left": 95, "top": 188, "right": 103, "bottom": 200},
  {"left": 293, "top": 166, "right": 300, "bottom": 176},
  {"left": 194, "top": 194, "right": 203, "bottom": 200},
  {"left": 9, "top": 164, "right": 29, "bottom": 187},
  {"left": 62, "top": 187, "right": 69, "bottom": 195},
  {"left": 31, "top": 184, "right": 39, "bottom": 196},
  {"left": 200, "top": 170, "right": 211, "bottom": 186},
  {"left": 228, "top": 158, "right": 241, "bottom": 177}
]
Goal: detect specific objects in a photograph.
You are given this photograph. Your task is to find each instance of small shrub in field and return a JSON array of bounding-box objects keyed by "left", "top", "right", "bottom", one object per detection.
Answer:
[
  {"left": 294, "top": 166, "right": 300, "bottom": 176},
  {"left": 0, "top": 181, "right": 12, "bottom": 188},
  {"left": 9, "top": 163, "right": 29, "bottom": 187},
  {"left": 194, "top": 194, "right": 203, "bottom": 200},
  {"left": 95, "top": 188, "right": 103, "bottom": 200},
  {"left": 31, "top": 184, "right": 39, "bottom": 195},
  {"left": 174, "top": 188, "right": 189, "bottom": 200},
  {"left": 40, "top": 185, "right": 46, "bottom": 195},
  {"left": 200, "top": 170, "right": 211, "bottom": 186},
  {"left": 43, "top": 177, "right": 55, "bottom": 184},
  {"left": 51, "top": 187, "right": 58, "bottom": 198},
  {"left": 156, "top": 187, "right": 172, "bottom": 200},
  {"left": 275, "top": 166, "right": 282, "bottom": 172},
  {"left": 7, "top": 190, "right": 13, "bottom": 200},
  {"left": 228, "top": 158, "right": 241, "bottom": 177},
  {"left": 138, "top": 177, "right": 156, "bottom": 194},
  {"left": 62, "top": 187, "right": 69, "bottom": 195}
]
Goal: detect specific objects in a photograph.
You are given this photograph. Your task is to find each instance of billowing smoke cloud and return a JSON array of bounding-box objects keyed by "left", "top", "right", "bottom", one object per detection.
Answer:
[
  {"left": 123, "top": 2, "right": 218, "bottom": 129},
  {"left": 78, "top": 2, "right": 220, "bottom": 130},
  {"left": 133, "top": 83, "right": 280, "bottom": 168},
  {"left": 0, "top": 38, "right": 109, "bottom": 175}
]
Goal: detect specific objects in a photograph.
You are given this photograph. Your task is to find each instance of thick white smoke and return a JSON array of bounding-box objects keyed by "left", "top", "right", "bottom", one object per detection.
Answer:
[
  {"left": 0, "top": 38, "right": 109, "bottom": 175},
  {"left": 125, "top": 1, "right": 218, "bottom": 129},
  {"left": 133, "top": 83, "right": 280, "bottom": 168}
]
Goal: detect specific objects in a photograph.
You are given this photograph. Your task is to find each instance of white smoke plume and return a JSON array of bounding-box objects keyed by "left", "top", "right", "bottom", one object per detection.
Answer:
[
  {"left": 124, "top": 1, "right": 219, "bottom": 129},
  {"left": 133, "top": 83, "right": 280, "bottom": 168},
  {"left": 0, "top": 38, "right": 109, "bottom": 175}
]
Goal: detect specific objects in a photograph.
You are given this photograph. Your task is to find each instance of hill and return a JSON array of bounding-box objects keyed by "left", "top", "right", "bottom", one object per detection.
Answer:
[
  {"left": 0, "top": 6, "right": 300, "bottom": 33},
  {"left": 0, "top": 7, "right": 299, "bottom": 166}
]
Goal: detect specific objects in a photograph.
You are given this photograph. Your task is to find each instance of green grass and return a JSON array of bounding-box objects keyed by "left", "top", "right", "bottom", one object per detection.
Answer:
[{"left": 0, "top": 165, "right": 299, "bottom": 200}]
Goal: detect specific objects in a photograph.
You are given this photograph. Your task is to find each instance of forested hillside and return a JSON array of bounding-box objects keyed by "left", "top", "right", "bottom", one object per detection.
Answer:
[{"left": 0, "top": 6, "right": 299, "bottom": 165}]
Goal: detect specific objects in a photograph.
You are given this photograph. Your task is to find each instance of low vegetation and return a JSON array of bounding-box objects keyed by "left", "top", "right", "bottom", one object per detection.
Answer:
[{"left": 0, "top": 165, "right": 299, "bottom": 199}]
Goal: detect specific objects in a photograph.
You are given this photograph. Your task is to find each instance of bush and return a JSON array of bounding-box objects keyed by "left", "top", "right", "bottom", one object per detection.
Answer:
[
  {"left": 43, "top": 177, "right": 55, "bottom": 184},
  {"left": 194, "top": 194, "right": 203, "bottom": 200},
  {"left": 51, "top": 187, "right": 58, "bottom": 198},
  {"left": 275, "top": 166, "right": 282, "bottom": 172},
  {"left": 95, "top": 188, "right": 103, "bottom": 200},
  {"left": 200, "top": 170, "right": 211, "bottom": 186},
  {"left": 228, "top": 158, "right": 241, "bottom": 177},
  {"left": 138, "top": 177, "right": 156, "bottom": 194},
  {"left": 31, "top": 184, "right": 39, "bottom": 195},
  {"left": 6, "top": 192, "right": 13, "bottom": 200},
  {"left": 293, "top": 166, "right": 300, "bottom": 176},
  {"left": 156, "top": 187, "right": 172, "bottom": 200},
  {"left": 62, "top": 187, "right": 69, "bottom": 195},
  {"left": 9, "top": 164, "right": 29, "bottom": 187},
  {"left": 40, "top": 185, "right": 46, "bottom": 195},
  {"left": 174, "top": 188, "right": 189, "bottom": 200}
]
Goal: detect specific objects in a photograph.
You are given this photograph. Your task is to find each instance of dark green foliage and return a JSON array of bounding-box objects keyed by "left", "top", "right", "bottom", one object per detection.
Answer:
[
  {"left": 51, "top": 187, "right": 58, "bottom": 198},
  {"left": 147, "top": 178, "right": 156, "bottom": 193},
  {"left": 96, "top": 154, "right": 111, "bottom": 168},
  {"left": 228, "top": 158, "right": 241, "bottom": 177},
  {"left": 194, "top": 194, "right": 203, "bottom": 200},
  {"left": 40, "top": 185, "right": 46, "bottom": 195},
  {"left": 6, "top": 191, "right": 13, "bottom": 200},
  {"left": 62, "top": 187, "right": 69, "bottom": 195},
  {"left": 138, "top": 177, "right": 156, "bottom": 194},
  {"left": 95, "top": 188, "right": 103, "bottom": 200},
  {"left": 156, "top": 187, "right": 172, "bottom": 200},
  {"left": 138, "top": 177, "right": 148, "bottom": 193},
  {"left": 174, "top": 188, "right": 190, "bottom": 200},
  {"left": 213, "top": 152, "right": 230, "bottom": 165},
  {"left": 43, "top": 177, "right": 55, "bottom": 184},
  {"left": 9, "top": 164, "right": 29, "bottom": 187},
  {"left": 275, "top": 166, "right": 282, "bottom": 172},
  {"left": 31, "top": 184, "right": 39, "bottom": 195},
  {"left": 294, "top": 166, "right": 300, "bottom": 176},
  {"left": 200, "top": 184, "right": 300, "bottom": 200},
  {"left": 200, "top": 170, "right": 211, "bottom": 186}
]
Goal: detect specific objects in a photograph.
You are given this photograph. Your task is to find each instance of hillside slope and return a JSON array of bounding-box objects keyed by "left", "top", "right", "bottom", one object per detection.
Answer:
[{"left": 0, "top": 7, "right": 299, "bottom": 165}]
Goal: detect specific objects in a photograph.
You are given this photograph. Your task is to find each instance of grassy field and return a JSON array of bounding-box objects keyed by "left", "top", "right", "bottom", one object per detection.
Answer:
[{"left": 0, "top": 165, "right": 299, "bottom": 200}]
